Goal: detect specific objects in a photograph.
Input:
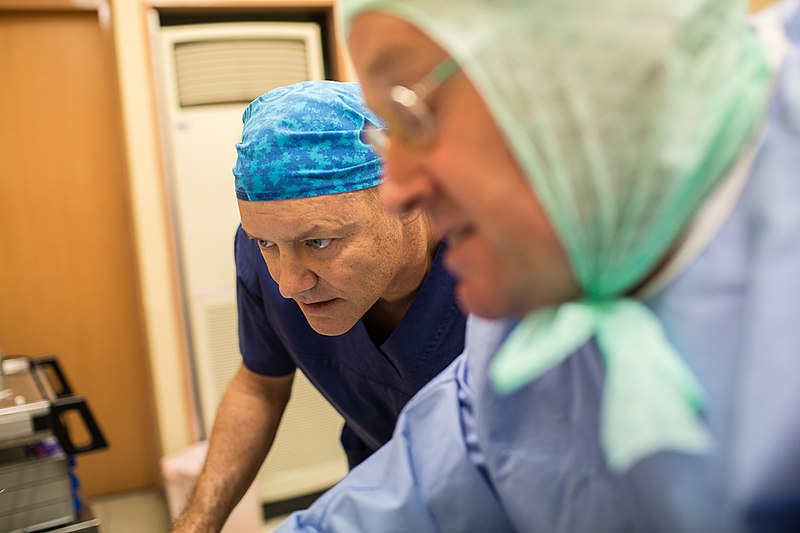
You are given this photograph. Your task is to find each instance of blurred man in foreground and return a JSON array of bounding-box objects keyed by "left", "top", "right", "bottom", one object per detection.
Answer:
[{"left": 277, "top": 0, "right": 800, "bottom": 531}]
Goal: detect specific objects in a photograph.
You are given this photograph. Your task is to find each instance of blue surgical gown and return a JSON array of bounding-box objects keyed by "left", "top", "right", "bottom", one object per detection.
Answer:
[{"left": 277, "top": 4, "right": 800, "bottom": 531}]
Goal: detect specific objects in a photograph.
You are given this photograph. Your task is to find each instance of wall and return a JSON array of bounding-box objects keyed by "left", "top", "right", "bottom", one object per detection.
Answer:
[{"left": 110, "top": 0, "right": 197, "bottom": 460}]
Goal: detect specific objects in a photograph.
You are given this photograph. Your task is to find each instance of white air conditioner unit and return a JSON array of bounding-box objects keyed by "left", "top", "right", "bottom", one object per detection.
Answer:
[{"left": 154, "top": 21, "right": 348, "bottom": 505}]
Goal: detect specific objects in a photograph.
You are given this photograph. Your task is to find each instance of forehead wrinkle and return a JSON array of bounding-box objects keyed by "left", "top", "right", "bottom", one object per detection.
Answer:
[
  {"left": 240, "top": 191, "right": 374, "bottom": 242},
  {"left": 352, "top": 13, "right": 449, "bottom": 85},
  {"left": 245, "top": 209, "right": 359, "bottom": 243}
]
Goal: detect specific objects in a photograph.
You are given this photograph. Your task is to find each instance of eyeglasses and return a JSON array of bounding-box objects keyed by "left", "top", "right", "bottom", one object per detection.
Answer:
[{"left": 361, "top": 57, "right": 461, "bottom": 155}]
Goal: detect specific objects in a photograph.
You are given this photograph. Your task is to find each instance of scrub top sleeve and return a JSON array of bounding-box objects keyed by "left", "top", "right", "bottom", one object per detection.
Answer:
[
  {"left": 235, "top": 226, "right": 296, "bottom": 376},
  {"left": 275, "top": 356, "right": 514, "bottom": 533}
]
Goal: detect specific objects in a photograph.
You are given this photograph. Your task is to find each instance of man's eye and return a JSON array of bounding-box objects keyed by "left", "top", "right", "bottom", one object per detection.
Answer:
[
  {"left": 257, "top": 239, "right": 275, "bottom": 250},
  {"left": 306, "top": 238, "right": 333, "bottom": 250}
]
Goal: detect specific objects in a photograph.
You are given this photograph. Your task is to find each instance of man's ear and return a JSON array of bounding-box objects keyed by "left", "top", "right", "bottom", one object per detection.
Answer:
[{"left": 399, "top": 207, "right": 423, "bottom": 225}]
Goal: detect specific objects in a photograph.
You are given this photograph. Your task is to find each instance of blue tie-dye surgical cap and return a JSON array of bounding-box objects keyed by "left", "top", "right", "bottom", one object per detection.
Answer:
[{"left": 233, "top": 81, "right": 384, "bottom": 201}]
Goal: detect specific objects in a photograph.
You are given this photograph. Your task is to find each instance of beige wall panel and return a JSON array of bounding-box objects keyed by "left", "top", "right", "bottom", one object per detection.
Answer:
[{"left": 0, "top": 11, "right": 160, "bottom": 496}]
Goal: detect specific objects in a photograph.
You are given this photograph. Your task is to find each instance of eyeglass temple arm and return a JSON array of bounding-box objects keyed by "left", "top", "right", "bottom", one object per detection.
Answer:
[{"left": 412, "top": 58, "right": 460, "bottom": 100}]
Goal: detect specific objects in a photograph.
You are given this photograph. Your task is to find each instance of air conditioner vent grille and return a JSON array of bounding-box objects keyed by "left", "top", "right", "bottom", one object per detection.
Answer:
[
  {"left": 174, "top": 39, "right": 310, "bottom": 107},
  {"left": 200, "top": 300, "right": 241, "bottom": 401}
]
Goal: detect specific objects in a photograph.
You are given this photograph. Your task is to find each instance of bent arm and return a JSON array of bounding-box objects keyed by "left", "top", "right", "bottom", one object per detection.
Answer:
[
  {"left": 276, "top": 355, "right": 512, "bottom": 533},
  {"left": 171, "top": 365, "right": 293, "bottom": 533}
]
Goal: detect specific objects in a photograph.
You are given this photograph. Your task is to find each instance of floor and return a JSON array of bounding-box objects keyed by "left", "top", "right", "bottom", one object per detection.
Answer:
[{"left": 88, "top": 489, "right": 286, "bottom": 533}]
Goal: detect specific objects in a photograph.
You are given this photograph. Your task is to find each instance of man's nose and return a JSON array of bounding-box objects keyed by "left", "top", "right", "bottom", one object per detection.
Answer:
[{"left": 274, "top": 254, "right": 317, "bottom": 299}]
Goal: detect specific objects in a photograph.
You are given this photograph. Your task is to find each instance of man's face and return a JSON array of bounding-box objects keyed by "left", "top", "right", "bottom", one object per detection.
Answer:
[
  {"left": 238, "top": 189, "right": 410, "bottom": 336},
  {"left": 348, "top": 14, "right": 579, "bottom": 318}
]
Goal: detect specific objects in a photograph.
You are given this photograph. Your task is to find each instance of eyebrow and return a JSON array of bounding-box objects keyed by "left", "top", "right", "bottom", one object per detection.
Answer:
[
  {"left": 243, "top": 221, "right": 358, "bottom": 243},
  {"left": 294, "top": 222, "right": 357, "bottom": 241},
  {"left": 242, "top": 229, "right": 259, "bottom": 241},
  {"left": 367, "top": 44, "right": 418, "bottom": 80}
]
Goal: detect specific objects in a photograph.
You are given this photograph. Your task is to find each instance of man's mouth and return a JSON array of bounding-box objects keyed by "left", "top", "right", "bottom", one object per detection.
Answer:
[
  {"left": 298, "top": 298, "right": 334, "bottom": 305},
  {"left": 297, "top": 298, "right": 340, "bottom": 316}
]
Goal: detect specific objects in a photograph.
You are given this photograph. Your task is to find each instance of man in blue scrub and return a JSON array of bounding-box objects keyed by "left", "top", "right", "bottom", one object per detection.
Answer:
[
  {"left": 171, "top": 81, "right": 465, "bottom": 532},
  {"left": 275, "top": 0, "right": 800, "bottom": 531}
]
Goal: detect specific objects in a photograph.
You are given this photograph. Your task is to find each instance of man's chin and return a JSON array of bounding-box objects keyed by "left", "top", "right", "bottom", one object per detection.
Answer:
[
  {"left": 304, "top": 315, "right": 358, "bottom": 337},
  {"left": 456, "top": 284, "right": 518, "bottom": 320}
]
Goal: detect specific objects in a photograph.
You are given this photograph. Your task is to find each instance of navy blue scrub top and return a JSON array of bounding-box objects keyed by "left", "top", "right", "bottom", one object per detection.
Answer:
[{"left": 234, "top": 226, "right": 466, "bottom": 468}]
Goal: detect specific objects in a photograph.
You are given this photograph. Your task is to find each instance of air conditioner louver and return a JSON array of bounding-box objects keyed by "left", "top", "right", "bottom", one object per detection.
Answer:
[
  {"left": 197, "top": 300, "right": 241, "bottom": 401},
  {"left": 174, "top": 39, "right": 311, "bottom": 107}
]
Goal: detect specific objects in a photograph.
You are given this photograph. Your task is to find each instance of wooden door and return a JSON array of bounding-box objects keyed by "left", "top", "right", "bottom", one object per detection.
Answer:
[
  {"left": 751, "top": 0, "right": 779, "bottom": 11},
  {"left": 0, "top": 7, "right": 160, "bottom": 496}
]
